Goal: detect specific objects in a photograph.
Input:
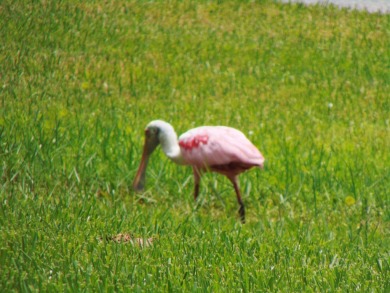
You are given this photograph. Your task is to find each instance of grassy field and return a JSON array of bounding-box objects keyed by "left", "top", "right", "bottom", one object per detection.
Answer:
[{"left": 1, "top": 0, "right": 389, "bottom": 291}]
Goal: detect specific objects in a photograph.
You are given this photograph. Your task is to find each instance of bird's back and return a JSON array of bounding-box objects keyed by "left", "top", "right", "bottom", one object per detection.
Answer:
[{"left": 178, "top": 126, "right": 264, "bottom": 171}]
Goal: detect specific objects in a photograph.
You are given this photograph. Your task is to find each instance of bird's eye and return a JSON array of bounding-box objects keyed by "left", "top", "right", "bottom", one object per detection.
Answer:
[{"left": 145, "top": 127, "right": 159, "bottom": 136}]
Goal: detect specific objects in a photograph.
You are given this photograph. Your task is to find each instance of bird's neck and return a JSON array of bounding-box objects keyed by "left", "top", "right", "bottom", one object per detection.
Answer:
[{"left": 160, "top": 130, "right": 185, "bottom": 165}]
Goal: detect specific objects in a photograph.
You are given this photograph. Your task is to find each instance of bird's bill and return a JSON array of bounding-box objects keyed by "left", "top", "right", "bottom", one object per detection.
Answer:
[
  {"left": 132, "top": 145, "right": 150, "bottom": 191},
  {"left": 133, "top": 131, "right": 159, "bottom": 191}
]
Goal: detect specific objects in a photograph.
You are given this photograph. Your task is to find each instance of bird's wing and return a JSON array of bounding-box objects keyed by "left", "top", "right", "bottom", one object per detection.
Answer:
[{"left": 178, "top": 126, "right": 264, "bottom": 169}]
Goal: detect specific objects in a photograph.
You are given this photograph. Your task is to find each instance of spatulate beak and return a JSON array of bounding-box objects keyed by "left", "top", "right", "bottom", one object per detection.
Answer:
[
  {"left": 133, "top": 144, "right": 150, "bottom": 191},
  {"left": 133, "top": 130, "right": 159, "bottom": 191}
]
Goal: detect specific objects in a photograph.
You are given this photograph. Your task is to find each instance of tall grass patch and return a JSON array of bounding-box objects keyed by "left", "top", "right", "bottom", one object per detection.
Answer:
[{"left": 1, "top": 0, "right": 389, "bottom": 291}]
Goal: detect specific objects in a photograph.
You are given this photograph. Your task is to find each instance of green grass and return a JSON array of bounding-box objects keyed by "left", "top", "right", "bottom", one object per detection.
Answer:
[{"left": 1, "top": 0, "right": 389, "bottom": 291}]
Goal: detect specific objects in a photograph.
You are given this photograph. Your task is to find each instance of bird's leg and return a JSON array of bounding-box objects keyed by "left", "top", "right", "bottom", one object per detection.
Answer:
[
  {"left": 228, "top": 176, "right": 245, "bottom": 223},
  {"left": 193, "top": 167, "right": 201, "bottom": 201}
]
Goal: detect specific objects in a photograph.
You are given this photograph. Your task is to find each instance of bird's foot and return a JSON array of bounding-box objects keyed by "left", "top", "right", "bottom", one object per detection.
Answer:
[{"left": 239, "top": 205, "right": 246, "bottom": 224}]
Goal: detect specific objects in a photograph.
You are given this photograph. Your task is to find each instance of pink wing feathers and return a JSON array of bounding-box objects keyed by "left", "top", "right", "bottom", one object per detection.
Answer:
[{"left": 178, "top": 126, "right": 264, "bottom": 170}]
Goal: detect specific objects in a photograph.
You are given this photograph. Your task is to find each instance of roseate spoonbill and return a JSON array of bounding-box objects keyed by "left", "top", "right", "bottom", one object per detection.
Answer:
[{"left": 133, "top": 120, "right": 265, "bottom": 223}]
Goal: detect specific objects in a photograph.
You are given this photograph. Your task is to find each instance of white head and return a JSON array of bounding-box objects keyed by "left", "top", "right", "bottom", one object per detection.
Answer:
[{"left": 133, "top": 120, "right": 180, "bottom": 191}]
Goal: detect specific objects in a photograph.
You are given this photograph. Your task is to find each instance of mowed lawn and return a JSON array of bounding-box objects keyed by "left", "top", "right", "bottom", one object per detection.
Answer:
[{"left": 1, "top": 0, "right": 389, "bottom": 291}]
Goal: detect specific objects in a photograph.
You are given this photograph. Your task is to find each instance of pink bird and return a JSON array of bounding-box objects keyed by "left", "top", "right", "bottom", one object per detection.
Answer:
[{"left": 133, "top": 120, "right": 265, "bottom": 223}]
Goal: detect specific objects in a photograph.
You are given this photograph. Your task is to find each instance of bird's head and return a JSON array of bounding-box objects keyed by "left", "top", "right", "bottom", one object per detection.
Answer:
[
  {"left": 132, "top": 120, "right": 175, "bottom": 191},
  {"left": 143, "top": 123, "right": 160, "bottom": 154}
]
